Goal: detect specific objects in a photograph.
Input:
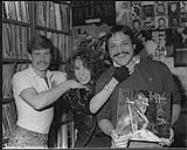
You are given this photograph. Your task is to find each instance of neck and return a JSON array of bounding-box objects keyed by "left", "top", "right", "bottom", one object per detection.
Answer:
[{"left": 31, "top": 65, "right": 47, "bottom": 78}]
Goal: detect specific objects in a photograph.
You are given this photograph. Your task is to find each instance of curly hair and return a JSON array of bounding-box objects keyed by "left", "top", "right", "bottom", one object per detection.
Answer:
[{"left": 65, "top": 48, "right": 108, "bottom": 83}]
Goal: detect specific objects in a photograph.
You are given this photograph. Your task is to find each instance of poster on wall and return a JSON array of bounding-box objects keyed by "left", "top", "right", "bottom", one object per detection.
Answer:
[
  {"left": 141, "top": 3, "right": 154, "bottom": 19},
  {"left": 154, "top": 16, "right": 168, "bottom": 30},
  {"left": 115, "top": 1, "right": 132, "bottom": 26},
  {"left": 168, "top": 2, "right": 180, "bottom": 16},
  {"left": 154, "top": 2, "right": 168, "bottom": 16},
  {"left": 71, "top": 1, "right": 115, "bottom": 26},
  {"left": 173, "top": 26, "right": 187, "bottom": 66},
  {"left": 151, "top": 29, "right": 173, "bottom": 58}
]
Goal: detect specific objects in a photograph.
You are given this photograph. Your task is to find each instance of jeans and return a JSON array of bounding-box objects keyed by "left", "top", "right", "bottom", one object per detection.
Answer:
[{"left": 7, "top": 125, "right": 48, "bottom": 148}]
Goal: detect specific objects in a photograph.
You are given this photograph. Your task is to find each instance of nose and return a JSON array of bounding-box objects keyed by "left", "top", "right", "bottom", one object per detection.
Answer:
[
  {"left": 40, "top": 54, "right": 46, "bottom": 61},
  {"left": 79, "top": 68, "right": 85, "bottom": 76}
]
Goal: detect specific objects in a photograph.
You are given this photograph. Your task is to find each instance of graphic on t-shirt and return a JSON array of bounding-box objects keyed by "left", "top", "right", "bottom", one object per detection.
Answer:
[{"left": 116, "top": 88, "right": 171, "bottom": 142}]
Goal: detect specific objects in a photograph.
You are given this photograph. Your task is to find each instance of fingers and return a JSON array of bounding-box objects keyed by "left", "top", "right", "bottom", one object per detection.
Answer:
[
  {"left": 68, "top": 80, "right": 88, "bottom": 90},
  {"left": 111, "top": 130, "right": 129, "bottom": 148}
]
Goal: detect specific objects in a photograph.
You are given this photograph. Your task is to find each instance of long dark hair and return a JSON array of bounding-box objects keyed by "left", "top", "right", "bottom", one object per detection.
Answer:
[{"left": 65, "top": 48, "right": 108, "bottom": 84}]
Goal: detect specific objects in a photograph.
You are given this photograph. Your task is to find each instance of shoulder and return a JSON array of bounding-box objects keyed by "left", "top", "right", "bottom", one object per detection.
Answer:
[
  {"left": 13, "top": 68, "right": 30, "bottom": 81},
  {"left": 140, "top": 58, "right": 169, "bottom": 70}
]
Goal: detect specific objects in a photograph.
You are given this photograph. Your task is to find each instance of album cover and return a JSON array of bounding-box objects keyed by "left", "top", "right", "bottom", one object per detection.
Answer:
[
  {"left": 168, "top": 2, "right": 180, "bottom": 16},
  {"left": 116, "top": 88, "right": 171, "bottom": 142},
  {"left": 155, "top": 2, "right": 167, "bottom": 16},
  {"left": 154, "top": 16, "right": 168, "bottom": 30}
]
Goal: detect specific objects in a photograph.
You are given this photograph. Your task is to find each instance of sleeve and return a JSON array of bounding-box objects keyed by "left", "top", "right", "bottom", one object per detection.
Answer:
[
  {"left": 160, "top": 63, "right": 181, "bottom": 105},
  {"left": 12, "top": 73, "right": 33, "bottom": 96}
]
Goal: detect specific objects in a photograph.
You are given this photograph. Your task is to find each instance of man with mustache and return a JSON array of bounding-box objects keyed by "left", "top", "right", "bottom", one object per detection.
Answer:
[
  {"left": 89, "top": 25, "right": 181, "bottom": 148},
  {"left": 9, "top": 34, "right": 86, "bottom": 148}
]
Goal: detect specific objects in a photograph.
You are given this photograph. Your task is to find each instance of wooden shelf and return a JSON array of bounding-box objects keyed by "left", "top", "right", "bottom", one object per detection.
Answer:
[
  {"left": 2, "top": 59, "right": 30, "bottom": 63},
  {"left": 2, "top": 18, "right": 32, "bottom": 27},
  {"left": 35, "top": 25, "right": 70, "bottom": 35},
  {"left": 3, "top": 97, "right": 14, "bottom": 104}
]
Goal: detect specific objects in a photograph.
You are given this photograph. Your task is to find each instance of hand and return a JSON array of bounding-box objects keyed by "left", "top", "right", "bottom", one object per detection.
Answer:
[
  {"left": 50, "top": 71, "right": 67, "bottom": 87},
  {"left": 113, "top": 66, "right": 130, "bottom": 83},
  {"left": 159, "top": 128, "right": 174, "bottom": 146},
  {"left": 111, "top": 129, "right": 129, "bottom": 148},
  {"left": 66, "top": 80, "right": 87, "bottom": 90}
]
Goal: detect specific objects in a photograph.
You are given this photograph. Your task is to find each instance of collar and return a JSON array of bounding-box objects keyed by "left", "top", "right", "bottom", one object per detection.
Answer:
[{"left": 28, "top": 65, "right": 51, "bottom": 79}]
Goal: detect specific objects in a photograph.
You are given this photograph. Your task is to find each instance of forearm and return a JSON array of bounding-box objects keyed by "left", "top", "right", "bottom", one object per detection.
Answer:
[
  {"left": 33, "top": 81, "right": 71, "bottom": 110},
  {"left": 90, "top": 78, "right": 118, "bottom": 113},
  {"left": 98, "top": 119, "right": 114, "bottom": 136},
  {"left": 171, "top": 104, "right": 181, "bottom": 126}
]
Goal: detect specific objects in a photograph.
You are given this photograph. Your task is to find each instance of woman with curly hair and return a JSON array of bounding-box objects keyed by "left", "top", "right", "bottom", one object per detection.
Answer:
[{"left": 60, "top": 48, "right": 111, "bottom": 148}]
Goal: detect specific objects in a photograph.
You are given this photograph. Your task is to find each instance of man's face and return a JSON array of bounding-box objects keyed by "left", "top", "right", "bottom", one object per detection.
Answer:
[
  {"left": 108, "top": 32, "right": 134, "bottom": 66},
  {"left": 29, "top": 48, "right": 51, "bottom": 72}
]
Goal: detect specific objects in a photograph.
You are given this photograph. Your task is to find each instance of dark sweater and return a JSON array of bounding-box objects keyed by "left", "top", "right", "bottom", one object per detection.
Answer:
[{"left": 96, "top": 58, "right": 181, "bottom": 138}]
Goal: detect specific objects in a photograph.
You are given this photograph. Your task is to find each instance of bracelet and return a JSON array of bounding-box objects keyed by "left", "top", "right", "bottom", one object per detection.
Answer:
[{"left": 104, "top": 84, "right": 114, "bottom": 92}]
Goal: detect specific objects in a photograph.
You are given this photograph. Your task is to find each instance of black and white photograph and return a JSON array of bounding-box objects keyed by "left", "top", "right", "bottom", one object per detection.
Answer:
[{"left": 2, "top": 1, "right": 187, "bottom": 149}]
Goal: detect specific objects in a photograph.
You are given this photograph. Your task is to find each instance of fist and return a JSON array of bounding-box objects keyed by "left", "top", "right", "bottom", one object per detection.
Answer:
[{"left": 113, "top": 66, "right": 130, "bottom": 83}]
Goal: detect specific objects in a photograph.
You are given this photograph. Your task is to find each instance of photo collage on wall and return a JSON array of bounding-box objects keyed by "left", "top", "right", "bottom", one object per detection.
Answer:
[{"left": 130, "top": 1, "right": 187, "bottom": 65}]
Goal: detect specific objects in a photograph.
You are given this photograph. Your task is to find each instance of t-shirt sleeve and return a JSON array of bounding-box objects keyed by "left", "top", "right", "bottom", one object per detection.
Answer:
[
  {"left": 160, "top": 63, "right": 181, "bottom": 105},
  {"left": 12, "top": 73, "right": 33, "bottom": 96}
]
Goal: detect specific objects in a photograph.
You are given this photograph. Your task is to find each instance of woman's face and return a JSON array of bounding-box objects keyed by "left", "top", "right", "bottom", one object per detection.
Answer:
[{"left": 74, "top": 58, "right": 91, "bottom": 84}]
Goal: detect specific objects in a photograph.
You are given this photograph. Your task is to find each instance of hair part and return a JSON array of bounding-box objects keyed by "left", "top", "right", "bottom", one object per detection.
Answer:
[{"left": 27, "top": 34, "right": 54, "bottom": 54}]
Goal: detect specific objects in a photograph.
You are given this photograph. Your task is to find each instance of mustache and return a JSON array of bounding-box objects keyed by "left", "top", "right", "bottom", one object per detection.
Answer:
[
  {"left": 37, "top": 61, "right": 49, "bottom": 64},
  {"left": 112, "top": 51, "right": 130, "bottom": 57}
]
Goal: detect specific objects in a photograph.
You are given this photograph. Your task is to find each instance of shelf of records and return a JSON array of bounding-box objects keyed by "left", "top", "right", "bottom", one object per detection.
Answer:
[
  {"left": 2, "top": 100, "right": 17, "bottom": 147},
  {"left": 2, "top": 63, "right": 29, "bottom": 103},
  {"left": 2, "top": 1, "right": 71, "bottom": 31},
  {"left": 2, "top": 23, "right": 32, "bottom": 59},
  {"left": 2, "top": 1, "right": 31, "bottom": 23},
  {"left": 3, "top": 24, "right": 72, "bottom": 63},
  {"left": 35, "top": 1, "right": 70, "bottom": 31},
  {"left": 36, "top": 29, "right": 72, "bottom": 62}
]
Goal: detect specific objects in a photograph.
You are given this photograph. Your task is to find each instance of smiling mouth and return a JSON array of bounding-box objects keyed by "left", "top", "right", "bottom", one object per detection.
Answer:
[{"left": 113, "top": 52, "right": 129, "bottom": 58}]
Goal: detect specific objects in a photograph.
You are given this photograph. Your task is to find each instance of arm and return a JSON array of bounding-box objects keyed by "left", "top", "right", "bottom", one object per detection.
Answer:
[
  {"left": 90, "top": 78, "right": 118, "bottom": 113},
  {"left": 90, "top": 65, "right": 133, "bottom": 114},
  {"left": 160, "top": 63, "right": 182, "bottom": 125},
  {"left": 12, "top": 71, "right": 86, "bottom": 111},
  {"left": 20, "top": 80, "right": 85, "bottom": 110},
  {"left": 98, "top": 119, "right": 114, "bottom": 136}
]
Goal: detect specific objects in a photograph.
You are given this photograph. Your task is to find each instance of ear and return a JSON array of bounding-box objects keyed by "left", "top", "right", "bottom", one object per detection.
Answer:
[{"left": 28, "top": 54, "right": 32, "bottom": 61}]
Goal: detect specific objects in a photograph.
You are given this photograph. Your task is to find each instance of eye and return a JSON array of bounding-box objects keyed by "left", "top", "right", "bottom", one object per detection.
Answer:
[
  {"left": 121, "top": 42, "right": 128, "bottom": 45},
  {"left": 109, "top": 45, "right": 117, "bottom": 50},
  {"left": 74, "top": 66, "right": 81, "bottom": 71}
]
